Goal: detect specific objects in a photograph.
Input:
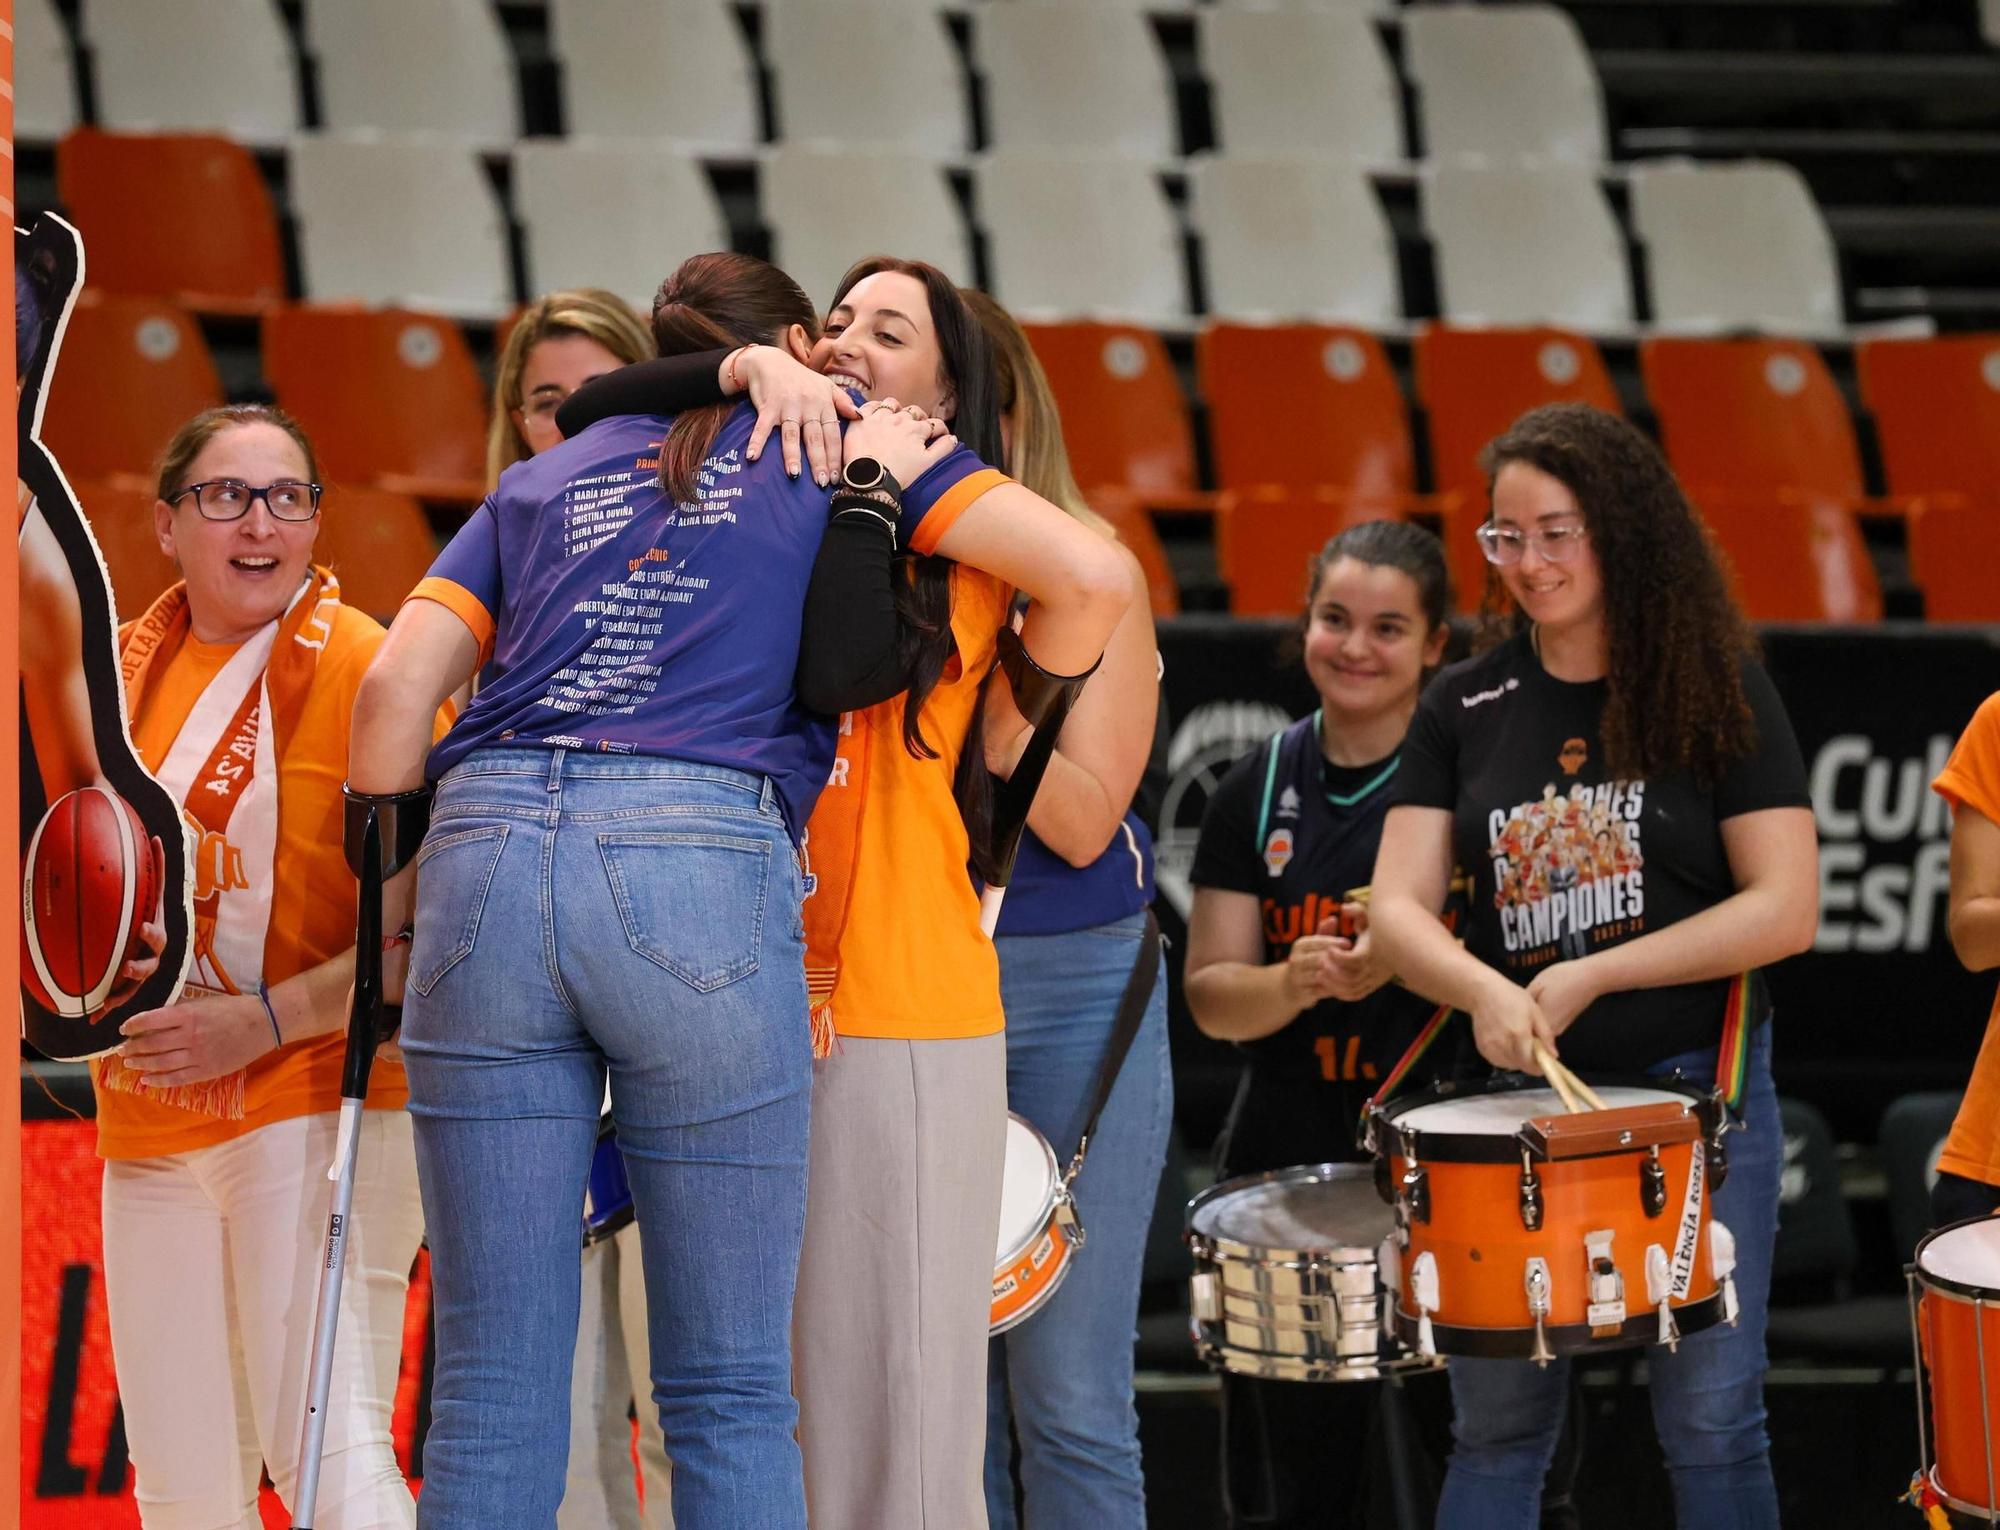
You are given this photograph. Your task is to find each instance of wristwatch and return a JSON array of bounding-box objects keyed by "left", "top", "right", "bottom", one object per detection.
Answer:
[{"left": 841, "top": 457, "right": 903, "bottom": 499}]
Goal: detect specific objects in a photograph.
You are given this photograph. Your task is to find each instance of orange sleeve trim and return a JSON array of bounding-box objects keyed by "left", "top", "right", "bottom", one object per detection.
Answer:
[
  {"left": 408, "top": 577, "right": 496, "bottom": 670},
  {"left": 909, "top": 467, "right": 1009, "bottom": 557}
]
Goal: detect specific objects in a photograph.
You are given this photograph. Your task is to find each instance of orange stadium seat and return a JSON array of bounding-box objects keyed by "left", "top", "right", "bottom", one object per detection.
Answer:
[
  {"left": 1907, "top": 503, "right": 2000, "bottom": 623},
  {"left": 1216, "top": 490, "right": 1407, "bottom": 618},
  {"left": 262, "top": 307, "right": 488, "bottom": 504},
  {"left": 1692, "top": 491, "right": 1881, "bottom": 623},
  {"left": 1414, "top": 325, "right": 1622, "bottom": 611},
  {"left": 39, "top": 295, "right": 224, "bottom": 482},
  {"left": 68, "top": 477, "right": 180, "bottom": 623},
  {"left": 56, "top": 129, "right": 285, "bottom": 314},
  {"left": 315, "top": 486, "right": 440, "bottom": 621},
  {"left": 1023, "top": 322, "right": 1202, "bottom": 507},
  {"left": 1855, "top": 335, "right": 2000, "bottom": 505},
  {"left": 1091, "top": 488, "right": 1181, "bottom": 617}
]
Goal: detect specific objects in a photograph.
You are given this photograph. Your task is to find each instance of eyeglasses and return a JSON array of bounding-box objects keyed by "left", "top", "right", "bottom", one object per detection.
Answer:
[
  {"left": 168, "top": 479, "right": 323, "bottom": 523},
  {"left": 519, "top": 392, "right": 567, "bottom": 422},
  {"left": 1476, "top": 522, "right": 1589, "bottom": 566}
]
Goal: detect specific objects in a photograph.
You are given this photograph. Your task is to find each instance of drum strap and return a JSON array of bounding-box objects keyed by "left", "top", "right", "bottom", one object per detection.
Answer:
[{"left": 1060, "top": 908, "right": 1163, "bottom": 1190}]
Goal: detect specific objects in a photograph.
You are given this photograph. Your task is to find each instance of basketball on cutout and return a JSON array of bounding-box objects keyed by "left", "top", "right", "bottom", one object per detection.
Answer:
[{"left": 20, "top": 786, "right": 161, "bottom": 1020}]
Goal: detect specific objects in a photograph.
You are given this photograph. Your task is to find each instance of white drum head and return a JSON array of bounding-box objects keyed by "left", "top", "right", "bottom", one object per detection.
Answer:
[
  {"left": 1190, "top": 1168, "right": 1391, "bottom": 1257},
  {"left": 996, "top": 1114, "right": 1059, "bottom": 1257},
  {"left": 1397, "top": 1084, "right": 1683, "bottom": 1134},
  {"left": 1920, "top": 1216, "right": 2000, "bottom": 1290}
]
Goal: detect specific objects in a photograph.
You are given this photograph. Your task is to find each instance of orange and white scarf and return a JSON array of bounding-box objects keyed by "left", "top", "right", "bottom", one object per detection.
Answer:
[{"left": 98, "top": 568, "right": 341, "bottom": 1118}]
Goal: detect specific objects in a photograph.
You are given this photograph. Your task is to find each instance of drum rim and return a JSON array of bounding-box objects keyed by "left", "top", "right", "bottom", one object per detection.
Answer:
[
  {"left": 996, "top": 1110, "right": 1064, "bottom": 1266},
  {"left": 1192, "top": 1329, "right": 1444, "bottom": 1383},
  {"left": 1185, "top": 1161, "right": 1391, "bottom": 1264},
  {"left": 1924, "top": 1463, "right": 2000, "bottom": 1519},
  {"left": 1389, "top": 1286, "right": 1729, "bottom": 1358},
  {"left": 991, "top": 1227, "right": 1078, "bottom": 1335},
  {"left": 1912, "top": 1214, "right": 2000, "bottom": 1305},
  {"left": 1371, "top": 1074, "right": 1716, "bottom": 1165}
]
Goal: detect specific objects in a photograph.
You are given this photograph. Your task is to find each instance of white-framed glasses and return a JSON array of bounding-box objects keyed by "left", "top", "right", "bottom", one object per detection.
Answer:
[{"left": 1476, "top": 522, "right": 1589, "bottom": 566}]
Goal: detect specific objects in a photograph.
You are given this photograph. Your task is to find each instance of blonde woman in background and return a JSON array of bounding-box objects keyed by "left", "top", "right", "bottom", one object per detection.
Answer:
[
  {"left": 963, "top": 290, "right": 1173, "bottom": 1530},
  {"left": 488, "top": 288, "right": 674, "bottom": 1530}
]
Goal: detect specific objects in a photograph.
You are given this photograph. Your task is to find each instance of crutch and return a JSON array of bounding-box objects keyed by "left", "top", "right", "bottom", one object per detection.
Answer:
[{"left": 290, "top": 784, "right": 431, "bottom": 1530}]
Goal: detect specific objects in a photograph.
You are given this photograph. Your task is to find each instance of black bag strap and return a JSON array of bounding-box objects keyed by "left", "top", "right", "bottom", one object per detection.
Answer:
[{"left": 1060, "top": 908, "right": 1163, "bottom": 1189}]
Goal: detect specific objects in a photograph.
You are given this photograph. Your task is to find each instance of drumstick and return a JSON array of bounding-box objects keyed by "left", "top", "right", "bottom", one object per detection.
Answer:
[{"left": 1531, "top": 1039, "right": 1592, "bottom": 1113}]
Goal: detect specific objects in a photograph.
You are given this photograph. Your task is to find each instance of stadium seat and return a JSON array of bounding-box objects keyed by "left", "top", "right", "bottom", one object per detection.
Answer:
[
  {"left": 1023, "top": 322, "right": 1198, "bottom": 504},
  {"left": 39, "top": 296, "right": 225, "bottom": 483},
  {"left": 764, "top": 146, "right": 973, "bottom": 311},
  {"left": 314, "top": 487, "right": 440, "bottom": 622},
  {"left": 1881, "top": 1091, "right": 1961, "bottom": 1263},
  {"left": 1423, "top": 163, "right": 1632, "bottom": 331},
  {"left": 80, "top": 0, "right": 299, "bottom": 145},
  {"left": 288, "top": 136, "right": 513, "bottom": 317},
  {"left": 976, "top": 6, "right": 1178, "bottom": 160},
  {"left": 1200, "top": 9, "right": 1404, "bottom": 164},
  {"left": 1855, "top": 335, "right": 2000, "bottom": 506},
  {"left": 262, "top": 307, "right": 488, "bottom": 503},
  {"left": 68, "top": 477, "right": 180, "bottom": 623},
  {"left": 304, "top": 0, "right": 520, "bottom": 147},
  {"left": 767, "top": 0, "right": 968, "bottom": 155},
  {"left": 1692, "top": 490, "right": 1881, "bottom": 623},
  {"left": 1413, "top": 325, "right": 1621, "bottom": 609},
  {"left": 56, "top": 129, "right": 285, "bottom": 314},
  {"left": 513, "top": 141, "right": 726, "bottom": 315},
  {"left": 548, "top": 0, "right": 758, "bottom": 151},
  {"left": 1217, "top": 492, "right": 1407, "bottom": 617},
  {"left": 979, "top": 152, "right": 1188, "bottom": 324},
  {"left": 14, "top": 0, "right": 79, "bottom": 142},
  {"left": 1628, "top": 159, "right": 1843, "bottom": 337},
  {"left": 1196, "top": 324, "right": 1415, "bottom": 502},
  {"left": 1908, "top": 504, "right": 2000, "bottom": 622},
  {"left": 1188, "top": 157, "right": 1402, "bottom": 326},
  {"left": 1401, "top": 3, "right": 1605, "bottom": 166},
  {"left": 1092, "top": 489, "right": 1182, "bottom": 618}
]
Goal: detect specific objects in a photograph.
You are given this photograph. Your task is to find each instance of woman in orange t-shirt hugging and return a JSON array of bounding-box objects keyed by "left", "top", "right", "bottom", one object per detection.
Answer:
[
  {"left": 1930, "top": 690, "right": 2000, "bottom": 1227},
  {"left": 96, "top": 405, "right": 439, "bottom": 1530}
]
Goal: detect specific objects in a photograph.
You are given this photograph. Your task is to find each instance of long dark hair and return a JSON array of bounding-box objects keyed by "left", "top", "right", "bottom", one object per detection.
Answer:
[
  {"left": 652, "top": 253, "right": 819, "bottom": 503},
  {"left": 1478, "top": 404, "right": 1758, "bottom": 786}
]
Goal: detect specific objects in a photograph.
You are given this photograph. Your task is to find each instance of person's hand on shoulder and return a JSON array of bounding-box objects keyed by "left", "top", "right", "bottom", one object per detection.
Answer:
[
  {"left": 735, "top": 346, "right": 861, "bottom": 485},
  {"left": 841, "top": 399, "right": 956, "bottom": 488}
]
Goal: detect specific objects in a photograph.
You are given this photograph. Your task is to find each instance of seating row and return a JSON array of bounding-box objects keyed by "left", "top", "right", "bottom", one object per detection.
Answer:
[
  {"left": 42, "top": 294, "right": 2000, "bottom": 625},
  {"left": 18, "top": 0, "right": 1610, "bottom": 169},
  {"left": 54, "top": 126, "right": 1846, "bottom": 335}
]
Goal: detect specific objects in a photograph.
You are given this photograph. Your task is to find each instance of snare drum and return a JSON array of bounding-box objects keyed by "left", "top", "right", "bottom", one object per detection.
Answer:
[
  {"left": 992, "top": 1112, "right": 1082, "bottom": 1334},
  {"left": 1185, "top": 1162, "right": 1431, "bottom": 1382},
  {"left": 1369, "top": 1079, "right": 1737, "bottom": 1364},
  {"left": 1910, "top": 1215, "right": 2000, "bottom": 1517},
  {"left": 584, "top": 1110, "right": 634, "bottom": 1246}
]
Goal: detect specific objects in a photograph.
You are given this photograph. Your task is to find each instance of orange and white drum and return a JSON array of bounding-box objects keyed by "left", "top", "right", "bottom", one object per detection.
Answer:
[
  {"left": 1911, "top": 1215, "right": 2000, "bottom": 1517},
  {"left": 992, "top": 1112, "right": 1081, "bottom": 1334},
  {"left": 1368, "top": 1078, "right": 1738, "bottom": 1363}
]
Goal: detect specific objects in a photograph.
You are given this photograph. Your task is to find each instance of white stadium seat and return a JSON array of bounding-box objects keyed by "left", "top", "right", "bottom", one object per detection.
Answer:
[
  {"left": 1201, "top": 8, "right": 1404, "bottom": 164},
  {"left": 977, "top": 151, "right": 1188, "bottom": 324},
  {"left": 289, "top": 135, "right": 512, "bottom": 317},
  {"left": 305, "top": 0, "right": 520, "bottom": 148},
  {"left": 1423, "top": 161, "right": 1632, "bottom": 331},
  {"left": 976, "top": 6, "right": 1178, "bottom": 160},
  {"left": 763, "top": 145, "right": 973, "bottom": 311},
  {"left": 1402, "top": 2, "right": 1605, "bottom": 165},
  {"left": 1190, "top": 156, "right": 1402, "bottom": 325},
  {"left": 766, "top": 0, "right": 968, "bottom": 156},
  {"left": 81, "top": 0, "right": 299, "bottom": 145},
  {"left": 1627, "top": 159, "right": 1844, "bottom": 337},
  {"left": 14, "top": 0, "right": 78, "bottom": 142},
  {"left": 513, "top": 141, "right": 729, "bottom": 315},
  {"left": 549, "top": 0, "right": 760, "bottom": 153}
]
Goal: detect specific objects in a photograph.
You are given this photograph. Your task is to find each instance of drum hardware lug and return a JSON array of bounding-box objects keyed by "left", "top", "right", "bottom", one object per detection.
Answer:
[
  {"left": 1711, "top": 1217, "right": 1741, "bottom": 1327},
  {"left": 1646, "top": 1244, "right": 1679, "bottom": 1352},
  {"left": 1702, "top": 1094, "right": 1733, "bottom": 1193},
  {"left": 1400, "top": 1162, "right": 1431, "bottom": 1227},
  {"left": 1518, "top": 1148, "right": 1544, "bottom": 1232},
  {"left": 1054, "top": 1187, "right": 1086, "bottom": 1249},
  {"left": 1585, "top": 1229, "right": 1626, "bottom": 1334},
  {"left": 1190, "top": 1270, "right": 1221, "bottom": 1325},
  {"left": 1525, "top": 1257, "right": 1555, "bottom": 1367},
  {"left": 1410, "top": 1251, "right": 1440, "bottom": 1359},
  {"left": 1641, "top": 1146, "right": 1668, "bottom": 1218}
]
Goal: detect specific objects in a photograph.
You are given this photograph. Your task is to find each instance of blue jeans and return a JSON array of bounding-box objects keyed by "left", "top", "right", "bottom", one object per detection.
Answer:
[
  {"left": 1437, "top": 1025, "right": 1782, "bottom": 1530},
  {"left": 985, "top": 913, "right": 1174, "bottom": 1530},
  {"left": 400, "top": 749, "right": 811, "bottom": 1530}
]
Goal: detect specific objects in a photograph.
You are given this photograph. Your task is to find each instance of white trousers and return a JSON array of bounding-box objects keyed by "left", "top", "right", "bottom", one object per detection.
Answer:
[
  {"left": 560, "top": 1221, "right": 675, "bottom": 1530},
  {"left": 102, "top": 1109, "right": 426, "bottom": 1530}
]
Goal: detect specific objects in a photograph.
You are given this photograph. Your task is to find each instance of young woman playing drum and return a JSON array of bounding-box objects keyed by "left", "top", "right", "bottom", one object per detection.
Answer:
[
  {"left": 1927, "top": 689, "right": 2000, "bottom": 1228},
  {"left": 961, "top": 289, "right": 1174, "bottom": 1530},
  {"left": 1184, "top": 520, "right": 1456, "bottom": 1529},
  {"left": 1369, "top": 404, "right": 1819, "bottom": 1530}
]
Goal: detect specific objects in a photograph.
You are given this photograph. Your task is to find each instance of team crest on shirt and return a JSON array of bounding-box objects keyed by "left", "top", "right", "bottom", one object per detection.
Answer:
[
  {"left": 1276, "top": 785, "right": 1301, "bottom": 820},
  {"left": 1558, "top": 737, "right": 1589, "bottom": 776},
  {"left": 1264, "top": 827, "right": 1295, "bottom": 877}
]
